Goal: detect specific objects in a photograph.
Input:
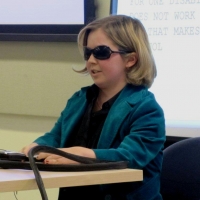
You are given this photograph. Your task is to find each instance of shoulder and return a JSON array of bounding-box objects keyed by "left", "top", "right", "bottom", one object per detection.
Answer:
[
  {"left": 64, "top": 85, "right": 94, "bottom": 108},
  {"left": 120, "top": 84, "right": 156, "bottom": 104},
  {"left": 119, "top": 84, "right": 164, "bottom": 115},
  {"left": 68, "top": 85, "right": 93, "bottom": 101}
]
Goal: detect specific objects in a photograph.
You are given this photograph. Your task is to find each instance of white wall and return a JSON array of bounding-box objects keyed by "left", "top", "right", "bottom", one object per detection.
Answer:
[{"left": 0, "top": 1, "right": 111, "bottom": 199}]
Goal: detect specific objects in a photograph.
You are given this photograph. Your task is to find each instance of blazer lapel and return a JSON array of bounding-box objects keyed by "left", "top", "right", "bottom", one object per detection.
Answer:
[
  {"left": 60, "top": 88, "right": 88, "bottom": 147},
  {"left": 97, "top": 84, "right": 145, "bottom": 148},
  {"left": 97, "top": 100, "right": 132, "bottom": 148}
]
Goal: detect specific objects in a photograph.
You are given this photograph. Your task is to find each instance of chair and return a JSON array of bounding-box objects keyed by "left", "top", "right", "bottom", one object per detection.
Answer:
[{"left": 160, "top": 137, "right": 200, "bottom": 200}]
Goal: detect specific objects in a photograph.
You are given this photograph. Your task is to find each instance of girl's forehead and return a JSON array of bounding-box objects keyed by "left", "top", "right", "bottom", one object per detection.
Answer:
[
  {"left": 87, "top": 28, "right": 116, "bottom": 47},
  {"left": 88, "top": 28, "right": 105, "bottom": 37}
]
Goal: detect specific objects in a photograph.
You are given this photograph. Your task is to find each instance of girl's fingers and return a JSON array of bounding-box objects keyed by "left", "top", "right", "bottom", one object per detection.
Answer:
[
  {"left": 36, "top": 152, "right": 54, "bottom": 160},
  {"left": 44, "top": 156, "right": 78, "bottom": 164}
]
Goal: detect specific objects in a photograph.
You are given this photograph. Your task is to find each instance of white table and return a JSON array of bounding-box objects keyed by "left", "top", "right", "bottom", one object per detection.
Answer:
[{"left": 0, "top": 168, "right": 143, "bottom": 192}]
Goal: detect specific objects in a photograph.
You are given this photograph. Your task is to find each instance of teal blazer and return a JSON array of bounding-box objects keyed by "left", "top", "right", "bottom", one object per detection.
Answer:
[{"left": 34, "top": 84, "right": 165, "bottom": 200}]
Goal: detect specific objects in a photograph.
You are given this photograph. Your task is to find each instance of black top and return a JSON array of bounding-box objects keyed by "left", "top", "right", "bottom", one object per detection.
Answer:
[{"left": 66, "top": 84, "right": 120, "bottom": 148}]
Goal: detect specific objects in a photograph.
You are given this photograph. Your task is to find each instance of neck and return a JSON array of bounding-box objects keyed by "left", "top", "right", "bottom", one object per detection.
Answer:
[{"left": 98, "top": 83, "right": 126, "bottom": 103}]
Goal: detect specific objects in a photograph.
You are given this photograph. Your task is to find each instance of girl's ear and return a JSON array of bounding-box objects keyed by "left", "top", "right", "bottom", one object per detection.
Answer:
[{"left": 125, "top": 52, "right": 138, "bottom": 68}]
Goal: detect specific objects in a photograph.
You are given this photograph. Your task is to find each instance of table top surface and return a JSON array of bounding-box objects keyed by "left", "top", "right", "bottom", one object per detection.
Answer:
[{"left": 0, "top": 168, "right": 143, "bottom": 192}]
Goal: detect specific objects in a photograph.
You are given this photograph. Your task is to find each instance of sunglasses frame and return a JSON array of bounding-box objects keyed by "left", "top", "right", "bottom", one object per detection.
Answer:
[{"left": 83, "top": 45, "right": 132, "bottom": 60}]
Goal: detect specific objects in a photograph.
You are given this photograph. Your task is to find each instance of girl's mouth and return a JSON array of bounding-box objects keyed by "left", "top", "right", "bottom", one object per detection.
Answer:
[{"left": 91, "top": 70, "right": 100, "bottom": 74}]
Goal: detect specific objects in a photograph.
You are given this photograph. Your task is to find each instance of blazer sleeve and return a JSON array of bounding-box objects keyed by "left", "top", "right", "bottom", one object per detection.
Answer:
[
  {"left": 32, "top": 88, "right": 88, "bottom": 147},
  {"left": 33, "top": 112, "right": 63, "bottom": 147}
]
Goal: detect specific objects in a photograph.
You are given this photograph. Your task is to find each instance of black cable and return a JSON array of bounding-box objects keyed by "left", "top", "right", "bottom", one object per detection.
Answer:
[
  {"left": 14, "top": 191, "right": 19, "bottom": 200},
  {"left": 0, "top": 145, "right": 128, "bottom": 200}
]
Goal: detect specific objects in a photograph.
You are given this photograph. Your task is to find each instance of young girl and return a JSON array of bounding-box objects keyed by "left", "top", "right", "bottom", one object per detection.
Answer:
[{"left": 22, "top": 15, "right": 165, "bottom": 200}]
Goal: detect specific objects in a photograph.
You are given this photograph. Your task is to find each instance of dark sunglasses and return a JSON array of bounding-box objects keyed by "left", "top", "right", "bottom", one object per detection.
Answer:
[{"left": 83, "top": 45, "right": 132, "bottom": 60}]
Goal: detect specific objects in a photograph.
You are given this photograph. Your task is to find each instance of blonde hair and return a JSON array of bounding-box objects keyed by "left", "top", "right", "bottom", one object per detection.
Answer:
[{"left": 76, "top": 15, "right": 156, "bottom": 88}]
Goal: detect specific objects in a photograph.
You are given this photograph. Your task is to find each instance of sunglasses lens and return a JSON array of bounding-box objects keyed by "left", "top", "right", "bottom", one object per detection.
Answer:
[{"left": 93, "top": 46, "right": 110, "bottom": 60}]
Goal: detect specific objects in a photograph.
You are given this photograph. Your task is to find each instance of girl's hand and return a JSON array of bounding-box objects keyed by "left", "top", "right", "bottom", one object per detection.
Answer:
[
  {"left": 21, "top": 143, "right": 39, "bottom": 156},
  {"left": 37, "top": 146, "right": 96, "bottom": 164}
]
